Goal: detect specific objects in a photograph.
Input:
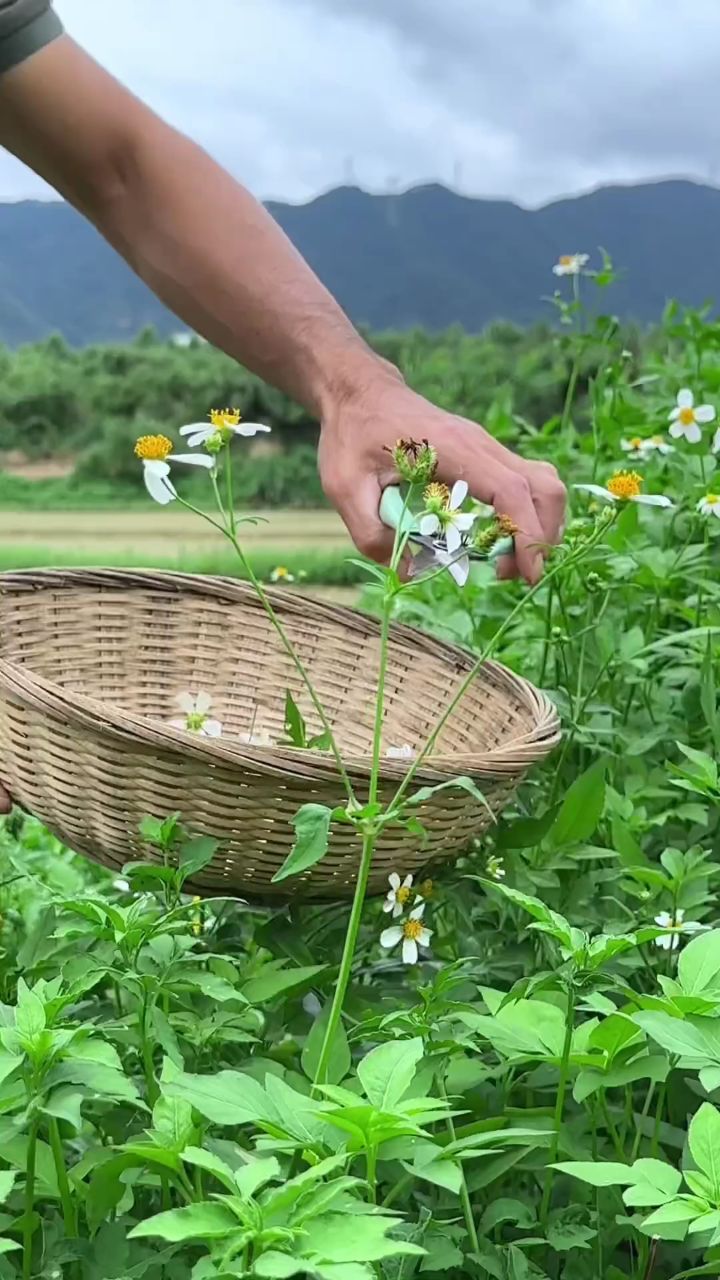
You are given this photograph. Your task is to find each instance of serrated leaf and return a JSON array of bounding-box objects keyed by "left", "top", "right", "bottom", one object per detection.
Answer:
[{"left": 129, "top": 1202, "right": 236, "bottom": 1241}]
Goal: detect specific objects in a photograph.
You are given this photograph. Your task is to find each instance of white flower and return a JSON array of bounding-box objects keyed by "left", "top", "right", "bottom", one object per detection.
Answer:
[
  {"left": 697, "top": 493, "right": 720, "bottom": 519},
  {"left": 238, "top": 730, "right": 275, "bottom": 747},
  {"left": 179, "top": 408, "right": 271, "bottom": 448},
  {"left": 436, "top": 547, "right": 471, "bottom": 587},
  {"left": 419, "top": 480, "right": 476, "bottom": 554},
  {"left": 168, "top": 691, "right": 222, "bottom": 737},
  {"left": 620, "top": 435, "right": 674, "bottom": 460},
  {"left": 654, "top": 909, "right": 706, "bottom": 951},
  {"left": 486, "top": 855, "right": 506, "bottom": 881},
  {"left": 552, "top": 253, "right": 589, "bottom": 276},
  {"left": 134, "top": 434, "right": 213, "bottom": 505},
  {"left": 112, "top": 878, "right": 131, "bottom": 893},
  {"left": 384, "top": 873, "right": 414, "bottom": 919},
  {"left": 668, "top": 389, "right": 715, "bottom": 444},
  {"left": 270, "top": 566, "right": 295, "bottom": 583},
  {"left": 574, "top": 471, "right": 673, "bottom": 508},
  {"left": 713, "top": 427, "right": 720, "bottom": 454},
  {"left": 386, "top": 744, "right": 415, "bottom": 760},
  {"left": 380, "top": 902, "right": 433, "bottom": 965}
]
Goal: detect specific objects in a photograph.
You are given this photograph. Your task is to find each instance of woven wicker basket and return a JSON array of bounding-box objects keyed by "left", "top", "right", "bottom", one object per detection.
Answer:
[{"left": 0, "top": 569, "right": 560, "bottom": 900}]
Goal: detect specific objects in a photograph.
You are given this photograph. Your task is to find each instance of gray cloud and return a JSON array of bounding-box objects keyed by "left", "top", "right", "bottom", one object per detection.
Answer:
[{"left": 0, "top": 0, "right": 717, "bottom": 206}]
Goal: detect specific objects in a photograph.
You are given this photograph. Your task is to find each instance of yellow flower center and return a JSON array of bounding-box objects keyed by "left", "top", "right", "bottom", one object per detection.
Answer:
[
  {"left": 403, "top": 918, "right": 423, "bottom": 941},
  {"left": 679, "top": 407, "right": 696, "bottom": 426},
  {"left": 705, "top": 494, "right": 719, "bottom": 506},
  {"left": 210, "top": 407, "right": 241, "bottom": 429},
  {"left": 651, "top": 436, "right": 664, "bottom": 445},
  {"left": 134, "top": 434, "right": 173, "bottom": 462},
  {"left": 396, "top": 885, "right": 412, "bottom": 905},
  {"left": 629, "top": 437, "right": 644, "bottom": 449},
  {"left": 607, "top": 470, "right": 643, "bottom": 500},
  {"left": 274, "top": 566, "right": 289, "bottom": 578},
  {"left": 418, "top": 879, "right": 433, "bottom": 899},
  {"left": 424, "top": 482, "right": 451, "bottom": 508},
  {"left": 559, "top": 255, "right": 573, "bottom": 266}
]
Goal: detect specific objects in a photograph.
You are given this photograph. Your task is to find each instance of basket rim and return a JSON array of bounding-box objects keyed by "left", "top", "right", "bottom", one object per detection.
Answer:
[{"left": 0, "top": 567, "right": 561, "bottom": 781}]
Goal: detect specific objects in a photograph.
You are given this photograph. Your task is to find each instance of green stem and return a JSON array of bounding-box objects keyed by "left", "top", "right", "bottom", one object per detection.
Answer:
[
  {"left": 48, "top": 1117, "right": 77, "bottom": 1238},
  {"left": 631, "top": 1080, "right": 657, "bottom": 1161},
  {"left": 23, "top": 1119, "right": 39, "bottom": 1280},
  {"left": 539, "top": 986, "right": 575, "bottom": 1228},
  {"left": 438, "top": 1075, "right": 479, "bottom": 1255},
  {"left": 141, "top": 998, "right": 159, "bottom": 1106},
  {"left": 538, "top": 581, "right": 554, "bottom": 686}
]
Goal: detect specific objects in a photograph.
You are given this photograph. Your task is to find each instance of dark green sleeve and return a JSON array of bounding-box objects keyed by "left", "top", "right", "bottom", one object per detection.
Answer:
[{"left": 0, "top": 0, "right": 62, "bottom": 76}]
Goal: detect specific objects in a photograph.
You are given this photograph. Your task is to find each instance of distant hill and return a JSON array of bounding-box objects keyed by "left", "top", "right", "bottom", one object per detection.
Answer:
[{"left": 0, "top": 178, "right": 718, "bottom": 345}]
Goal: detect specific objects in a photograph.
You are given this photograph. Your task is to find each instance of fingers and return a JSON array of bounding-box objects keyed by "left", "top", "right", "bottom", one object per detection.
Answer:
[
  {"left": 485, "top": 464, "right": 547, "bottom": 583},
  {"left": 521, "top": 460, "right": 567, "bottom": 548},
  {"left": 0, "top": 784, "right": 12, "bottom": 815},
  {"left": 325, "top": 472, "right": 396, "bottom": 565}
]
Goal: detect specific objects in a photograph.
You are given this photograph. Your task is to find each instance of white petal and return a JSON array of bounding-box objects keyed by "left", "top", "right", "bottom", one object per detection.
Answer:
[
  {"left": 419, "top": 514, "right": 440, "bottom": 536},
  {"left": 553, "top": 264, "right": 568, "bottom": 276},
  {"left": 453, "top": 513, "right": 476, "bottom": 532},
  {"left": 677, "top": 388, "right": 694, "bottom": 409},
  {"left": 684, "top": 921, "right": 705, "bottom": 934},
  {"left": 410, "top": 903, "right": 425, "bottom": 921},
  {"left": 631, "top": 494, "right": 673, "bottom": 508},
  {"left": 713, "top": 428, "right": 720, "bottom": 454},
  {"left": 450, "top": 480, "right": 468, "bottom": 508},
  {"left": 169, "top": 452, "right": 215, "bottom": 468},
  {"left": 176, "top": 692, "right": 195, "bottom": 713},
  {"left": 201, "top": 719, "right": 223, "bottom": 737},
  {"left": 232, "top": 422, "right": 272, "bottom": 436},
  {"left": 676, "top": 909, "right": 685, "bottom": 923},
  {"left": 392, "top": 903, "right": 404, "bottom": 919},
  {"left": 402, "top": 938, "right": 419, "bottom": 965},
  {"left": 186, "top": 429, "right": 214, "bottom": 448},
  {"left": 574, "top": 484, "right": 615, "bottom": 501},
  {"left": 382, "top": 897, "right": 394, "bottom": 914},
  {"left": 695, "top": 404, "right": 716, "bottom": 423},
  {"left": 445, "top": 523, "right": 462, "bottom": 554},
  {"left": 194, "top": 691, "right": 213, "bottom": 714},
  {"left": 389, "top": 873, "right": 401, "bottom": 891},
  {"left": 448, "top": 555, "right": 470, "bottom": 587},
  {"left": 417, "top": 928, "right": 432, "bottom": 948},
  {"left": 655, "top": 935, "right": 671, "bottom": 950},
  {"left": 167, "top": 718, "right": 187, "bottom": 731},
  {"left": 670, "top": 934, "right": 680, "bottom": 951},
  {"left": 143, "top": 460, "right": 176, "bottom": 505},
  {"left": 179, "top": 423, "right": 212, "bottom": 437},
  {"left": 402, "top": 874, "right": 414, "bottom": 889},
  {"left": 654, "top": 912, "right": 671, "bottom": 927},
  {"left": 380, "top": 927, "right": 402, "bottom": 949},
  {"left": 668, "top": 421, "right": 684, "bottom": 439},
  {"left": 685, "top": 423, "right": 702, "bottom": 444}
]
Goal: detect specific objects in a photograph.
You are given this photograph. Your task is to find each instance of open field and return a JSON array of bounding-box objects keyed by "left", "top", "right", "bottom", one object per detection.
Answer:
[{"left": 0, "top": 507, "right": 361, "bottom": 602}]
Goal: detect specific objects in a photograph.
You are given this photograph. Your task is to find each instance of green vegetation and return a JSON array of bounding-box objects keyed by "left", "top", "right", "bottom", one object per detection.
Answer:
[{"left": 0, "top": 269, "right": 718, "bottom": 1278}]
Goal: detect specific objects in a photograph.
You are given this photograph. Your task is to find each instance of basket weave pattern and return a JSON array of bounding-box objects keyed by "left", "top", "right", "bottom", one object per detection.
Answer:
[{"left": 0, "top": 570, "right": 560, "bottom": 899}]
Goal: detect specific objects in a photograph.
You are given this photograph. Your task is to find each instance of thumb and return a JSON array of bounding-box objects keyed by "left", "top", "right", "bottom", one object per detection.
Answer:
[{"left": 336, "top": 475, "right": 396, "bottom": 565}]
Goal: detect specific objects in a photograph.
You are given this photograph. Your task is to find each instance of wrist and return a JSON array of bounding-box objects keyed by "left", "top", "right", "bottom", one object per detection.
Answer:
[{"left": 313, "top": 348, "right": 404, "bottom": 424}]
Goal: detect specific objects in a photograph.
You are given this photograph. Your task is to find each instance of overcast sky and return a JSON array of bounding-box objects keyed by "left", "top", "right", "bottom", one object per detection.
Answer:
[{"left": 1, "top": 0, "right": 717, "bottom": 207}]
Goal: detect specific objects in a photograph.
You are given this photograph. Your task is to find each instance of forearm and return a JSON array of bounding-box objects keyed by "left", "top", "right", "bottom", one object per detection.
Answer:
[
  {"left": 0, "top": 36, "right": 390, "bottom": 417},
  {"left": 91, "top": 126, "right": 386, "bottom": 417}
]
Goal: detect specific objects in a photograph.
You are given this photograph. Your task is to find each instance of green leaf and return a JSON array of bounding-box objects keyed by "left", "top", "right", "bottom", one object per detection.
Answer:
[
  {"left": 43, "top": 1087, "right": 84, "bottom": 1133},
  {"left": 254, "top": 1254, "right": 308, "bottom": 1278},
  {"left": 242, "top": 963, "right": 327, "bottom": 1004},
  {"left": 624, "top": 1158, "right": 683, "bottom": 1207},
  {"left": 357, "top": 1038, "right": 423, "bottom": 1109},
  {"left": 479, "top": 1198, "right": 535, "bottom": 1232},
  {"left": 0, "top": 1173, "right": 16, "bottom": 1203},
  {"left": 475, "top": 883, "right": 573, "bottom": 947},
  {"left": 546, "top": 1222, "right": 596, "bottom": 1252},
  {"left": 549, "top": 758, "right": 606, "bottom": 846},
  {"left": 179, "top": 836, "right": 218, "bottom": 881},
  {"left": 677, "top": 930, "right": 720, "bottom": 997},
  {"left": 299, "top": 1214, "right": 424, "bottom": 1264},
  {"left": 406, "top": 776, "right": 492, "bottom": 818},
  {"left": 302, "top": 1004, "right": 351, "bottom": 1086},
  {"left": 15, "top": 985, "right": 46, "bottom": 1040},
  {"left": 272, "top": 805, "right": 333, "bottom": 883},
  {"left": 689, "top": 1104, "right": 720, "bottom": 1197},
  {"left": 552, "top": 1161, "right": 634, "bottom": 1187},
  {"left": 634, "top": 1012, "right": 720, "bottom": 1064},
  {"left": 129, "top": 1202, "right": 237, "bottom": 1241},
  {"left": 165, "top": 1070, "right": 269, "bottom": 1126},
  {"left": 283, "top": 689, "right": 307, "bottom": 748},
  {"left": 180, "top": 1146, "right": 237, "bottom": 1194}
]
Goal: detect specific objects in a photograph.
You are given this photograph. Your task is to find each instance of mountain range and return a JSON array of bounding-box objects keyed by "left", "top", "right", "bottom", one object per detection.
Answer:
[{"left": 0, "top": 178, "right": 718, "bottom": 345}]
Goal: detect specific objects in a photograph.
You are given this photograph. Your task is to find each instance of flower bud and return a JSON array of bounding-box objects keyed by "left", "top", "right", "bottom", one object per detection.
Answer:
[{"left": 388, "top": 437, "right": 438, "bottom": 485}]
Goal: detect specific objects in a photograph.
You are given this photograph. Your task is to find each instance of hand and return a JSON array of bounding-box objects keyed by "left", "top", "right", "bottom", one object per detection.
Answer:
[
  {"left": 0, "top": 784, "right": 11, "bottom": 815},
  {"left": 319, "top": 368, "right": 566, "bottom": 583}
]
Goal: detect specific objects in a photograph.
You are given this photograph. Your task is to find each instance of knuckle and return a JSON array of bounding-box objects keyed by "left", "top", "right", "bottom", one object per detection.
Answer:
[
  {"left": 532, "top": 461, "right": 567, "bottom": 501},
  {"left": 502, "top": 474, "right": 532, "bottom": 507}
]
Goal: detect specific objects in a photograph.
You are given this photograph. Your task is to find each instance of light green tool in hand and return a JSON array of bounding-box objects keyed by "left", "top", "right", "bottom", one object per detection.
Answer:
[{"left": 379, "top": 485, "right": 514, "bottom": 583}]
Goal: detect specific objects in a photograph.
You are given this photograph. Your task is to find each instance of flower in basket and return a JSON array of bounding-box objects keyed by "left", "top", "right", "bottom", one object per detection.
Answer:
[{"left": 169, "top": 691, "right": 222, "bottom": 737}]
